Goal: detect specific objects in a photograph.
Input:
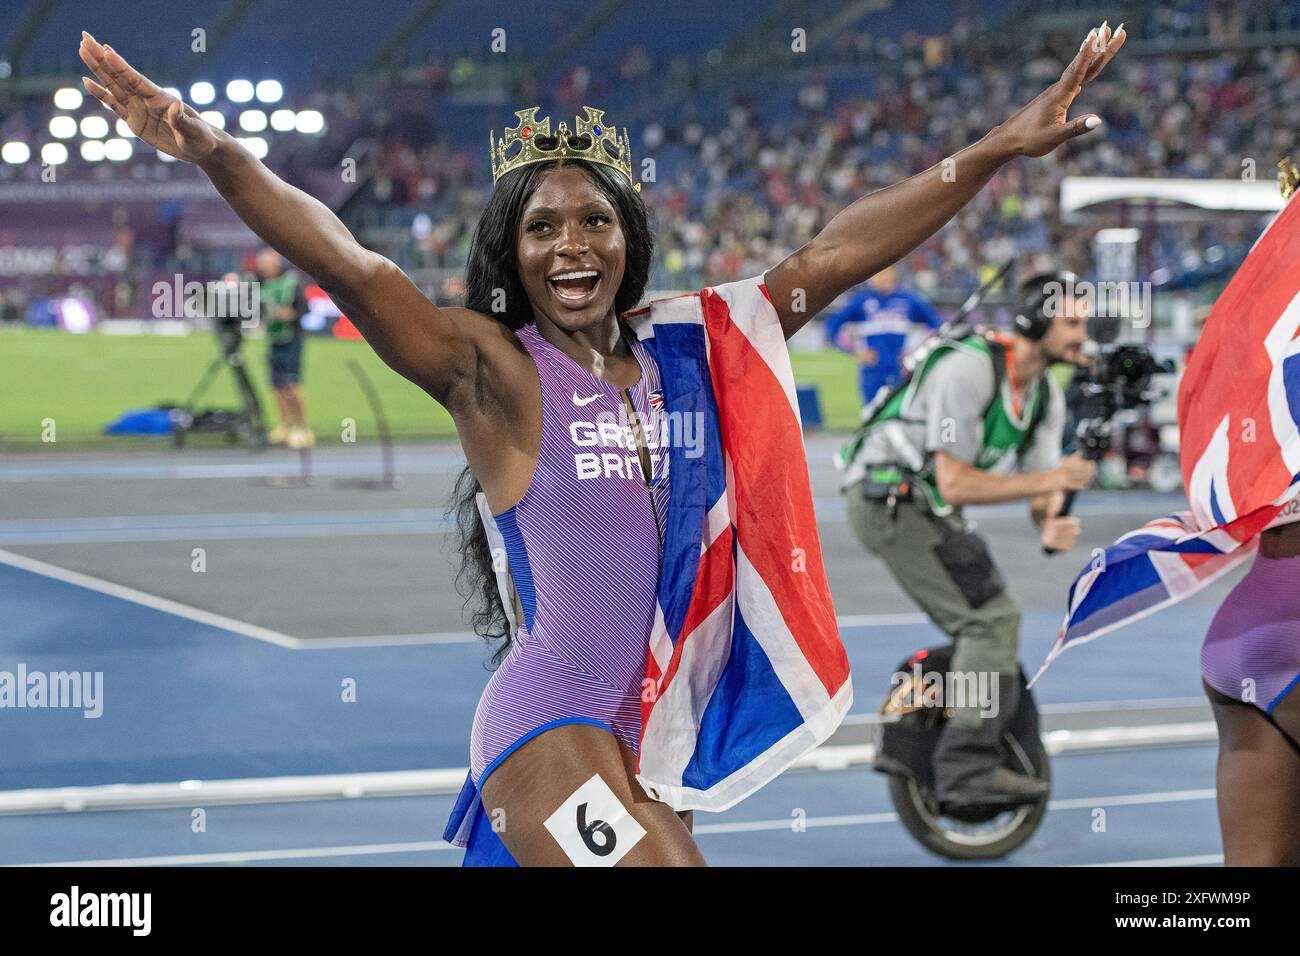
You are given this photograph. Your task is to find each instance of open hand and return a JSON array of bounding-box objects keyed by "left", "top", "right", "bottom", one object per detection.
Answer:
[
  {"left": 995, "top": 21, "right": 1126, "bottom": 158},
  {"left": 78, "top": 32, "right": 220, "bottom": 163}
]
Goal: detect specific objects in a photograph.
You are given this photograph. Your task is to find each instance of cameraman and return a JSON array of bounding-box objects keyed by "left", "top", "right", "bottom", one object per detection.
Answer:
[{"left": 840, "top": 272, "right": 1095, "bottom": 808}]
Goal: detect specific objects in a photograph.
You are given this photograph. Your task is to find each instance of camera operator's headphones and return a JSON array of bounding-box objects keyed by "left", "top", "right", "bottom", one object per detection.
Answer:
[{"left": 1014, "top": 270, "right": 1080, "bottom": 341}]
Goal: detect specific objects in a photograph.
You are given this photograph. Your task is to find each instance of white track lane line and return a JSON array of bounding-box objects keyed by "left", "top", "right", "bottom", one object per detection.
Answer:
[
  {"left": 0, "top": 454, "right": 465, "bottom": 483},
  {"left": 15, "top": 841, "right": 457, "bottom": 867},
  {"left": 8, "top": 787, "right": 1219, "bottom": 867},
  {"left": 312, "top": 613, "right": 933, "bottom": 646},
  {"left": 0, "top": 547, "right": 300, "bottom": 649},
  {"left": 1086, "top": 853, "right": 1224, "bottom": 867},
  {"left": 840, "top": 696, "right": 1211, "bottom": 726},
  {"left": 0, "top": 547, "right": 936, "bottom": 650},
  {"left": 695, "top": 787, "right": 1217, "bottom": 835}
]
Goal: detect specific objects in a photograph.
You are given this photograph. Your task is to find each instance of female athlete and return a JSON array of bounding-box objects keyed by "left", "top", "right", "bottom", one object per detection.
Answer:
[
  {"left": 77, "top": 22, "right": 1124, "bottom": 865},
  {"left": 1201, "top": 516, "right": 1300, "bottom": 865}
]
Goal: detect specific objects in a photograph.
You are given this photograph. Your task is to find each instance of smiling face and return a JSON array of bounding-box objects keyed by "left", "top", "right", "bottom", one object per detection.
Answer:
[{"left": 515, "top": 164, "right": 627, "bottom": 333}]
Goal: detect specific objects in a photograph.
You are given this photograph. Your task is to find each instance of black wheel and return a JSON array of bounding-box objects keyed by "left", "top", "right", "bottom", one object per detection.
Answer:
[{"left": 887, "top": 731, "right": 1050, "bottom": 860}]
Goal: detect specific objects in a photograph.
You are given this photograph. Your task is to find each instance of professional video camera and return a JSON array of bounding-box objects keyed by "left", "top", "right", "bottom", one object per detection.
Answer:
[
  {"left": 1043, "top": 310, "right": 1176, "bottom": 552},
  {"left": 173, "top": 273, "right": 268, "bottom": 448},
  {"left": 1065, "top": 341, "right": 1170, "bottom": 458}
]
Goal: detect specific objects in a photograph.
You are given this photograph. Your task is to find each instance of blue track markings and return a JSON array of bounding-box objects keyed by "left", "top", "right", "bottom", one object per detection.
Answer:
[{"left": 0, "top": 545, "right": 1225, "bottom": 866}]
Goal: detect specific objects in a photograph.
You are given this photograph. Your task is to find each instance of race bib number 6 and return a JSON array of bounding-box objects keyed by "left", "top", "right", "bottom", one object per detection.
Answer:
[{"left": 543, "top": 774, "right": 647, "bottom": 867}]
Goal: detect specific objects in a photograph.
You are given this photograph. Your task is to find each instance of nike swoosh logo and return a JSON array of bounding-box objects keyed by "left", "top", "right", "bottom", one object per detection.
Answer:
[{"left": 572, "top": 391, "right": 602, "bottom": 407}]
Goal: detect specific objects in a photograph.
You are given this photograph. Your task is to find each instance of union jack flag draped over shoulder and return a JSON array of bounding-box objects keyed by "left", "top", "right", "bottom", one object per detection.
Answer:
[
  {"left": 1035, "top": 192, "right": 1300, "bottom": 681},
  {"left": 624, "top": 273, "right": 852, "bottom": 811}
]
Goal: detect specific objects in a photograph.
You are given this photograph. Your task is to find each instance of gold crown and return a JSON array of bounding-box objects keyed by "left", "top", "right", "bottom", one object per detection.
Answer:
[
  {"left": 490, "top": 106, "right": 639, "bottom": 192},
  {"left": 1280, "top": 157, "right": 1299, "bottom": 200}
]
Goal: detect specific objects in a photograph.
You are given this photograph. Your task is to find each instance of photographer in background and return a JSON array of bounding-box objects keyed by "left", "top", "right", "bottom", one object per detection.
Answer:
[
  {"left": 839, "top": 272, "right": 1096, "bottom": 809},
  {"left": 255, "top": 247, "right": 314, "bottom": 448}
]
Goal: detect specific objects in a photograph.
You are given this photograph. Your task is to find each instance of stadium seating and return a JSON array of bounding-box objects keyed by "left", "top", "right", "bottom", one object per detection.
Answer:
[{"left": 1, "top": 0, "right": 1296, "bottom": 322}]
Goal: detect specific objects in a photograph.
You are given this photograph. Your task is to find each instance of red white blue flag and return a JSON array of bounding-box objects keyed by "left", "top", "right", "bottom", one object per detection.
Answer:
[
  {"left": 1036, "top": 193, "right": 1300, "bottom": 681},
  {"left": 625, "top": 273, "right": 852, "bottom": 811}
]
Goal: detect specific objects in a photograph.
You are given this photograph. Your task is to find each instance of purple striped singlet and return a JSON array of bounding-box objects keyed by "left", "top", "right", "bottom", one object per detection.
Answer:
[
  {"left": 1200, "top": 552, "right": 1300, "bottom": 713},
  {"left": 468, "top": 319, "right": 669, "bottom": 785}
]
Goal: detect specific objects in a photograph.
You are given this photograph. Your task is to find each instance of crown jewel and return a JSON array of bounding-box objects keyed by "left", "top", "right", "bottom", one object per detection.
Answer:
[
  {"left": 490, "top": 106, "right": 640, "bottom": 192},
  {"left": 1280, "top": 157, "right": 1299, "bottom": 200}
]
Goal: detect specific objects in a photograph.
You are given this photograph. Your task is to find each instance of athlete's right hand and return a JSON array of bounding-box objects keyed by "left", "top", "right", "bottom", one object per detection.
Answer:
[
  {"left": 78, "top": 32, "right": 219, "bottom": 163},
  {"left": 1052, "top": 453, "right": 1096, "bottom": 493}
]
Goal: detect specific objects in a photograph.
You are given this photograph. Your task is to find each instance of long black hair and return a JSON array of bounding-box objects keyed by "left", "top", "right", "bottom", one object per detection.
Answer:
[{"left": 450, "top": 158, "right": 655, "bottom": 663}]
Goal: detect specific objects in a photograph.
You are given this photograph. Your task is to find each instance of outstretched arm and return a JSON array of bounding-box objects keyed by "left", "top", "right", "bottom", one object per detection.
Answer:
[
  {"left": 765, "top": 21, "right": 1126, "bottom": 339},
  {"left": 78, "top": 32, "right": 480, "bottom": 409}
]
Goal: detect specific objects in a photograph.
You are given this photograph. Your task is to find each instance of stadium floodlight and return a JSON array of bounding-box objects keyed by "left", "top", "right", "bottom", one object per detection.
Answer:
[
  {"left": 158, "top": 151, "right": 177, "bottom": 163},
  {"left": 104, "top": 138, "right": 133, "bottom": 161},
  {"left": 226, "top": 79, "right": 254, "bottom": 103},
  {"left": 1, "top": 141, "right": 31, "bottom": 164},
  {"left": 239, "top": 109, "right": 268, "bottom": 132},
  {"left": 80, "top": 139, "right": 106, "bottom": 162},
  {"left": 115, "top": 118, "right": 136, "bottom": 138},
  {"left": 49, "top": 115, "right": 78, "bottom": 139},
  {"left": 41, "top": 143, "right": 68, "bottom": 165},
  {"left": 59, "top": 298, "right": 94, "bottom": 334},
  {"left": 54, "top": 87, "right": 84, "bottom": 110},
  {"left": 237, "top": 136, "right": 268, "bottom": 159},
  {"left": 269, "top": 109, "right": 296, "bottom": 132},
  {"left": 200, "top": 110, "right": 226, "bottom": 130},
  {"left": 255, "top": 80, "right": 283, "bottom": 103},
  {"left": 190, "top": 81, "right": 216, "bottom": 105},
  {"left": 80, "top": 115, "right": 110, "bottom": 139},
  {"left": 162, "top": 87, "right": 182, "bottom": 101},
  {"left": 295, "top": 110, "right": 325, "bottom": 134}
]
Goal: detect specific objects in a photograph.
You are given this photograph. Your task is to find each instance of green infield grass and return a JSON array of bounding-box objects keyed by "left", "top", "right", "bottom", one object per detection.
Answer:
[{"left": 0, "top": 324, "right": 864, "bottom": 450}]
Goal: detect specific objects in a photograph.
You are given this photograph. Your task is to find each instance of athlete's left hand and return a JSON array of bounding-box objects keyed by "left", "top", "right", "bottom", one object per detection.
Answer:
[
  {"left": 993, "top": 21, "right": 1126, "bottom": 158},
  {"left": 1041, "top": 515, "right": 1082, "bottom": 552}
]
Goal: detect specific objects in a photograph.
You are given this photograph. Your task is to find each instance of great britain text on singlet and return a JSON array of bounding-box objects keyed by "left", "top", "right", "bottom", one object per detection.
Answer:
[{"left": 568, "top": 406, "right": 703, "bottom": 481}]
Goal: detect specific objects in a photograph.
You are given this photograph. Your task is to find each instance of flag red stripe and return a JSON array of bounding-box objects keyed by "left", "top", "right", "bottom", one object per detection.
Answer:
[{"left": 701, "top": 288, "right": 849, "bottom": 694}]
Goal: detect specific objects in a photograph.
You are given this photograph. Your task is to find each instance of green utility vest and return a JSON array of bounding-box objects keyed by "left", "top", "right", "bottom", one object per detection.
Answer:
[
  {"left": 839, "top": 332, "right": 1049, "bottom": 515},
  {"left": 260, "top": 272, "right": 301, "bottom": 346}
]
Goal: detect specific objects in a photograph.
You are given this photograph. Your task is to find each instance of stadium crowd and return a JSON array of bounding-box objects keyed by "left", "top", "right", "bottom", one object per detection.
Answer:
[
  {"left": 1, "top": 5, "right": 1296, "bottom": 318},
  {"left": 346, "top": 24, "right": 1296, "bottom": 299}
]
